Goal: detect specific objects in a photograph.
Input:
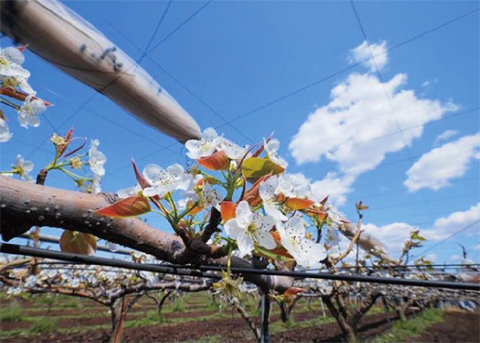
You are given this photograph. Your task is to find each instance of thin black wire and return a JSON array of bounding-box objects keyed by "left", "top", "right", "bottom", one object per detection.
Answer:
[
  {"left": 412, "top": 220, "right": 480, "bottom": 259},
  {"left": 106, "top": 106, "right": 480, "bottom": 176},
  {"left": 86, "top": 1, "right": 254, "bottom": 146},
  {"left": 1, "top": 243, "right": 479, "bottom": 290},
  {"left": 136, "top": 0, "right": 173, "bottom": 66},
  {"left": 109, "top": 6, "right": 480, "bottom": 173},
  {"left": 146, "top": 0, "right": 213, "bottom": 55},
  {"left": 216, "top": 7, "right": 479, "bottom": 128},
  {"left": 349, "top": 0, "right": 437, "bottom": 225},
  {"left": 25, "top": 0, "right": 211, "bottom": 160}
]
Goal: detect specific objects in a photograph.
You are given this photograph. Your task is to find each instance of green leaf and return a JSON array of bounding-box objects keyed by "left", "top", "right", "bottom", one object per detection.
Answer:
[{"left": 241, "top": 158, "right": 285, "bottom": 179}]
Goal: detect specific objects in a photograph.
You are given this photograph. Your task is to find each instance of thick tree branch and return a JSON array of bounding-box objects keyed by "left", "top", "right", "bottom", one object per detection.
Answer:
[{"left": 0, "top": 177, "right": 292, "bottom": 292}]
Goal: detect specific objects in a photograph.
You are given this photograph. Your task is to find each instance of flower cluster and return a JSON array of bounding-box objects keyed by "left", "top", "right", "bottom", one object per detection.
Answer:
[
  {"left": 0, "top": 45, "right": 50, "bottom": 143},
  {"left": 102, "top": 127, "right": 345, "bottom": 271}
]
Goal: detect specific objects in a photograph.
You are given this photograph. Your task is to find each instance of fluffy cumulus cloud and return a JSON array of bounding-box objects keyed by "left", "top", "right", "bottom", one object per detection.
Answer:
[
  {"left": 349, "top": 40, "right": 388, "bottom": 72},
  {"left": 290, "top": 72, "right": 458, "bottom": 172},
  {"left": 362, "top": 222, "right": 414, "bottom": 254},
  {"left": 310, "top": 173, "right": 356, "bottom": 206},
  {"left": 289, "top": 40, "right": 458, "bottom": 206},
  {"left": 404, "top": 133, "right": 480, "bottom": 192},
  {"left": 424, "top": 202, "right": 480, "bottom": 241},
  {"left": 362, "top": 202, "right": 480, "bottom": 257}
]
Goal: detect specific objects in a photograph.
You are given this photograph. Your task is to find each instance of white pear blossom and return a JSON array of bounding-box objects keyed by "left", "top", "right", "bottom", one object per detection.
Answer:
[
  {"left": 224, "top": 201, "right": 276, "bottom": 257},
  {"left": 218, "top": 137, "right": 249, "bottom": 160},
  {"left": 24, "top": 275, "right": 38, "bottom": 288},
  {"left": 1, "top": 75, "right": 35, "bottom": 94},
  {"left": 0, "top": 117, "right": 13, "bottom": 142},
  {"left": 185, "top": 127, "right": 222, "bottom": 159},
  {"left": 6, "top": 154, "right": 34, "bottom": 181},
  {"left": 264, "top": 138, "right": 288, "bottom": 168},
  {"left": 276, "top": 173, "right": 313, "bottom": 199},
  {"left": 88, "top": 139, "right": 106, "bottom": 177},
  {"left": 0, "top": 46, "right": 29, "bottom": 78},
  {"left": 324, "top": 227, "right": 341, "bottom": 254},
  {"left": 181, "top": 181, "right": 221, "bottom": 211},
  {"left": 93, "top": 174, "right": 102, "bottom": 193},
  {"left": 197, "top": 183, "right": 221, "bottom": 210},
  {"left": 142, "top": 163, "right": 190, "bottom": 197},
  {"left": 139, "top": 271, "right": 155, "bottom": 287},
  {"left": 259, "top": 176, "right": 288, "bottom": 221},
  {"left": 276, "top": 217, "right": 326, "bottom": 268},
  {"left": 17, "top": 94, "right": 47, "bottom": 128}
]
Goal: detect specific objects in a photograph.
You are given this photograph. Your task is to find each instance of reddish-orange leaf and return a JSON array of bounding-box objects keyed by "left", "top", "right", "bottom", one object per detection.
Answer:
[
  {"left": 95, "top": 196, "right": 151, "bottom": 218},
  {"left": 269, "top": 246, "right": 293, "bottom": 258},
  {"left": 221, "top": 201, "right": 236, "bottom": 221},
  {"left": 320, "top": 196, "right": 329, "bottom": 207},
  {"left": 197, "top": 150, "right": 229, "bottom": 170},
  {"left": 243, "top": 174, "right": 272, "bottom": 206},
  {"left": 188, "top": 201, "right": 203, "bottom": 215},
  {"left": 270, "top": 231, "right": 281, "bottom": 244},
  {"left": 285, "top": 197, "right": 314, "bottom": 210},
  {"left": 284, "top": 287, "right": 303, "bottom": 297},
  {"left": 60, "top": 230, "right": 97, "bottom": 255}
]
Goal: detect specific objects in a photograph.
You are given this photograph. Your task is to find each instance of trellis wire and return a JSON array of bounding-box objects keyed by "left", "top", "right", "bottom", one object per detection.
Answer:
[{"left": 1, "top": 243, "right": 479, "bottom": 291}]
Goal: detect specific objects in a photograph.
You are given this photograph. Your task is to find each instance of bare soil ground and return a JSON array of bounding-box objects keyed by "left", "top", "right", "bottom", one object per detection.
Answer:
[
  {"left": 405, "top": 312, "right": 479, "bottom": 343},
  {"left": 3, "top": 310, "right": 479, "bottom": 343}
]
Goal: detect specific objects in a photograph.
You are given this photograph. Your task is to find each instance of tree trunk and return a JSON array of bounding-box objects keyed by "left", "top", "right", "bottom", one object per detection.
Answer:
[
  {"left": 110, "top": 295, "right": 129, "bottom": 343},
  {"left": 236, "top": 302, "right": 260, "bottom": 341},
  {"left": 259, "top": 295, "right": 271, "bottom": 343},
  {"left": 157, "top": 290, "right": 173, "bottom": 319}
]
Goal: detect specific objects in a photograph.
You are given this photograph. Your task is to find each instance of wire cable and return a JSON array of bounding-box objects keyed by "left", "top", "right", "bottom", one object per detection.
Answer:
[{"left": 1, "top": 243, "right": 479, "bottom": 290}]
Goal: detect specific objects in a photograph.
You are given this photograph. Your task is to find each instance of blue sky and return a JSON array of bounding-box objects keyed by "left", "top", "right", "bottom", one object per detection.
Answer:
[{"left": 1, "top": 1, "right": 479, "bottom": 264}]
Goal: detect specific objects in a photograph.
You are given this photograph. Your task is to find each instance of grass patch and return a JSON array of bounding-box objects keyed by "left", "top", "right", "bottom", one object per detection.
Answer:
[
  {"left": 370, "top": 309, "right": 444, "bottom": 343},
  {"left": 29, "top": 318, "right": 58, "bottom": 334},
  {"left": 171, "top": 297, "right": 187, "bottom": 313},
  {"left": 62, "top": 298, "right": 83, "bottom": 308},
  {"left": 0, "top": 303, "right": 25, "bottom": 322}
]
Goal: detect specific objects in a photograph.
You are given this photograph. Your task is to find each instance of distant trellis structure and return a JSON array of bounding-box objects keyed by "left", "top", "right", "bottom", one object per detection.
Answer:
[{"left": 0, "top": 0, "right": 201, "bottom": 143}]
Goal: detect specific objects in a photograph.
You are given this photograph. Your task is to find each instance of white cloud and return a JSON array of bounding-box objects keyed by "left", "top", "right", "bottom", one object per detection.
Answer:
[
  {"left": 362, "top": 222, "right": 414, "bottom": 255},
  {"left": 361, "top": 202, "right": 480, "bottom": 257},
  {"left": 310, "top": 173, "right": 356, "bottom": 206},
  {"left": 404, "top": 133, "right": 480, "bottom": 192},
  {"left": 434, "top": 130, "right": 459, "bottom": 145},
  {"left": 424, "top": 202, "right": 480, "bottom": 241},
  {"left": 426, "top": 253, "right": 438, "bottom": 261},
  {"left": 421, "top": 78, "right": 439, "bottom": 88},
  {"left": 289, "top": 72, "right": 457, "bottom": 177},
  {"left": 474, "top": 244, "right": 480, "bottom": 251},
  {"left": 349, "top": 40, "right": 388, "bottom": 72},
  {"left": 289, "top": 40, "right": 457, "bottom": 206}
]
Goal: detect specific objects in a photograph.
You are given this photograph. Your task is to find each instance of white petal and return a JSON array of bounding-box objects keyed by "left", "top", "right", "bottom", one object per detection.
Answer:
[
  {"left": 117, "top": 185, "right": 140, "bottom": 199},
  {"left": 256, "top": 231, "right": 276, "bottom": 250},
  {"left": 167, "top": 163, "right": 184, "bottom": 176},
  {"left": 202, "top": 127, "right": 218, "bottom": 141},
  {"left": 235, "top": 201, "right": 253, "bottom": 228},
  {"left": 3, "top": 47, "right": 25, "bottom": 65},
  {"left": 236, "top": 234, "right": 254, "bottom": 257},
  {"left": 143, "top": 164, "right": 166, "bottom": 184},
  {"left": 224, "top": 219, "right": 244, "bottom": 239},
  {"left": 142, "top": 186, "right": 160, "bottom": 197}
]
